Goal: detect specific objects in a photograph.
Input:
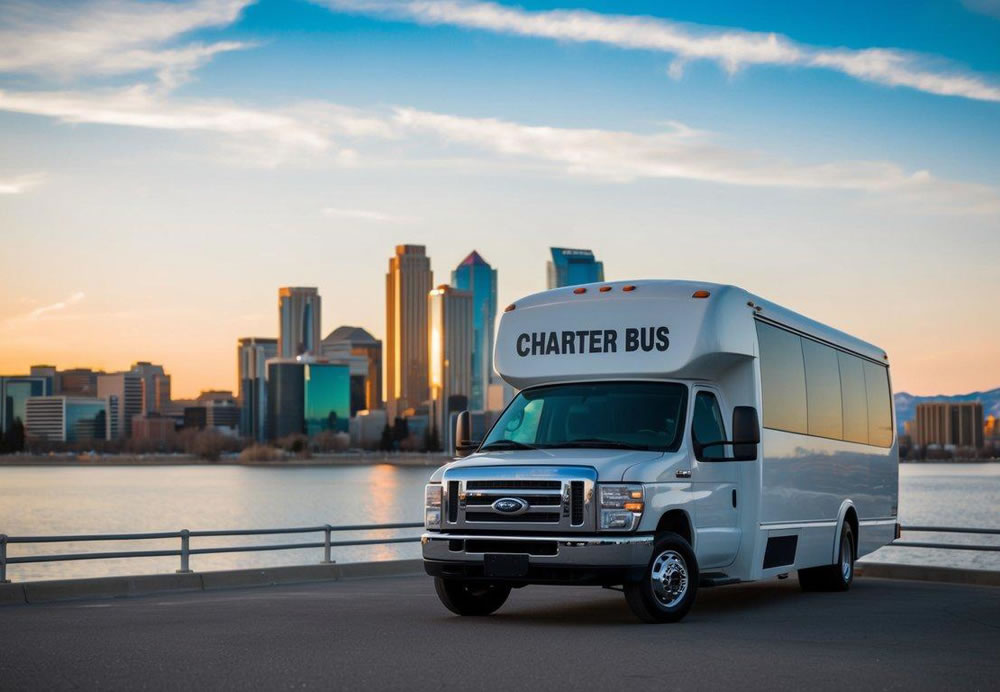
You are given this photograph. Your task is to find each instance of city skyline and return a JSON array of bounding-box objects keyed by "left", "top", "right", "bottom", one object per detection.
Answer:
[{"left": 2, "top": 0, "right": 999, "bottom": 398}]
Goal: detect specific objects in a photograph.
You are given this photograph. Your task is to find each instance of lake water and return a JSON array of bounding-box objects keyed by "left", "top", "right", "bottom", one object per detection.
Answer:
[{"left": 2, "top": 463, "right": 997, "bottom": 582}]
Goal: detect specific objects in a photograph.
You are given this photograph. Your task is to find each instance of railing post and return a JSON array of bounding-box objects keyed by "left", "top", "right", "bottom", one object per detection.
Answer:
[
  {"left": 0, "top": 534, "right": 8, "bottom": 583},
  {"left": 177, "top": 529, "right": 192, "bottom": 574},
  {"left": 321, "top": 524, "right": 335, "bottom": 565}
]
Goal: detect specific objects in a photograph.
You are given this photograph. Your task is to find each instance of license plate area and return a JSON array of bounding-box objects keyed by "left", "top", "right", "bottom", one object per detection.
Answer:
[{"left": 484, "top": 553, "right": 529, "bottom": 578}]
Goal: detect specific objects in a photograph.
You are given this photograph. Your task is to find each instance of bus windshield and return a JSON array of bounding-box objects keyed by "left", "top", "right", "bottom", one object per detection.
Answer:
[{"left": 480, "top": 381, "right": 688, "bottom": 452}]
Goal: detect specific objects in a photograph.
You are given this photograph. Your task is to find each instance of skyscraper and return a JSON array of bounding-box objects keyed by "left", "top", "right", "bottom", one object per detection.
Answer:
[
  {"left": 130, "top": 362, "right": 171, "bottom": 414},
  {"left": 238, "top": 337, "right": 278, "bottom": 442},
  {"left": 428, "top": 285, "right": 474, "bottom": 451},
  {"left": 97, "top": 372, "right": 142, "bottom": 439},
  {"left": 278, "top": 287, "right": 322, "bottom": 358},
  {"left": 546, "top": 247, "right": 605, "bottom": 288},
  {"left": 451, "top": 250, "right": 498, "bottom": 411},
  {"left": 386, "top": 245, "right": 433, "bottom": 419}
]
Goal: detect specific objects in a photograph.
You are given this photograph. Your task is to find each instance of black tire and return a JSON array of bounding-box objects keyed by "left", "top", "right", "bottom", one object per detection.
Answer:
[
  {"left": 624, "top": 533, "right": 699, "bottom": 623},
  {"left": 434, "top": 578, "right": 512, "bottom": 616},
  {"left": 798, "top": 523, "right": 855, "bottom": 592}
]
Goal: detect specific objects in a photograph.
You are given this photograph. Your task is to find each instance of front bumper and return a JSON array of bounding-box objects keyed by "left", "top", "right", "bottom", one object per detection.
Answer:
[{"left": 421, "top": 532, "right": 654, "bottom": 585}]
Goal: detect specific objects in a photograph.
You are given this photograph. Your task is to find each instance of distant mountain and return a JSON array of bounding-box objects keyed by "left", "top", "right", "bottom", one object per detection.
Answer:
[{"left": 894, "top": 388, "right": 1000, "bottom": 434}]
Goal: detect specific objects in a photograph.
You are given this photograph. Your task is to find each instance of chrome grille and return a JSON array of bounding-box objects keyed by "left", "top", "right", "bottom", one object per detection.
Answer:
[{"left": 441, "top": 466, "right": 597, "bottom": 532}]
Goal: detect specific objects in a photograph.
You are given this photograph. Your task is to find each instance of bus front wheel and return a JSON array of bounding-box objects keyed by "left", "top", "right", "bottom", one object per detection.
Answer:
[{"left": 624, "top": 532, "right": 699, "bottom": 623}]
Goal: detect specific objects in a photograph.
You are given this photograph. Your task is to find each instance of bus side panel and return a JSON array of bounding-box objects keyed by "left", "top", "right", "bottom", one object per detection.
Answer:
[{"left": 760, "top": 430, "right": 897, "bottom": 565}]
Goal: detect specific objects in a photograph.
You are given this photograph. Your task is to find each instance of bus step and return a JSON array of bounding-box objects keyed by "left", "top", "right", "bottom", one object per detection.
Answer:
[{"left": 700, "top": 573, "right": 740, "bottom": 587}]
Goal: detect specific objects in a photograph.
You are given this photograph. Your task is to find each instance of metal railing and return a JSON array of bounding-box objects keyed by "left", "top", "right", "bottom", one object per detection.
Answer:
[
  {"left": 891, "top": 525, "right": 1000, "bottom": 552},
  {"left": 0, "top": 522, "right": 423, "bottom": 583},
  {"left": 1, "top": 523, "right": 997, "bottom": 584}
]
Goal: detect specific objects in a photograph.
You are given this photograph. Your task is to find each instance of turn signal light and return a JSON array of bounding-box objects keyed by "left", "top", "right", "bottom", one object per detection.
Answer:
[
  {"left": 692, "top": 290, "right": 711, "bottom": 299},
  {"left": 573, "top": 287, "right": 587, "bottom": 294},
  {"left": 629, "top": 490, "right": 643, "bottom": 499},
  {"left": 623, "top": 501, "right": 644, "bottom": 512}
]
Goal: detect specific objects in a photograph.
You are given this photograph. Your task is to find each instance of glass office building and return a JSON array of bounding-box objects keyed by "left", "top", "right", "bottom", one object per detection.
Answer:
[
  {"left": 451, "top": 251, "right": 497, "bottom": 411},
  {"left": 546, "top": 247, "right": 605, "bottom": 289},
  {"left": 304, "top": 363, "right": 350, "bottom": 435},
  {"left": 1, "top": 376, "right": 48, "bottom": 434},
  {"left": 267, "top": 360, "right": 305, "bottom": 440},
  {"left": 66, "top": 399, "right": 109, "bottom": 442}
]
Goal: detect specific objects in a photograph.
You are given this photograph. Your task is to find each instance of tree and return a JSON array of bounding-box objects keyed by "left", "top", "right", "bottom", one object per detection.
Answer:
[
  {"left": 379, "top": 423, "right": 394, "bottom": 451},
  {"left": 7, "top": 419, "right": 25, "bottom": 453}
]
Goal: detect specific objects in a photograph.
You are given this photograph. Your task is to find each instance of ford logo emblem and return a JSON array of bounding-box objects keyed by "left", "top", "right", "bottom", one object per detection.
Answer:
[{"left": 492, "top": 497, "right": 528, "bottom": 514}]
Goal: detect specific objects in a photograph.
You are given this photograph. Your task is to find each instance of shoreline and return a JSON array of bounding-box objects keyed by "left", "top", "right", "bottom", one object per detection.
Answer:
[{"left": 0, "top": 453, "right": 451, "bottom": 467}]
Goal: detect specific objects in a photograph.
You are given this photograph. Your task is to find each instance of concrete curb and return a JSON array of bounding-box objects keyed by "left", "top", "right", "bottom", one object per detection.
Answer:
[
  {"left": 857, "top": 561, "right": 1000, "bottom": 587},
  {"left": 0, "top": 559, "right": 425, "bottom": 606}
]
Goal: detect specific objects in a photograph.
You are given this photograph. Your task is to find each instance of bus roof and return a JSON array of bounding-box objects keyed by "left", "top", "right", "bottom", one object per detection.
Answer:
[{"left": 494, "top": 279, "right": 887, "bottom": 390}]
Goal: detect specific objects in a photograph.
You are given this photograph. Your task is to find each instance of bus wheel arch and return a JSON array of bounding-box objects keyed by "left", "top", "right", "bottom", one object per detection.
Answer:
[
  {"left": 655, "top": 509, "right": 694, "bottom": 548},
  {"left": 835, "top": 501, "right": 859, "bottom": 563}
]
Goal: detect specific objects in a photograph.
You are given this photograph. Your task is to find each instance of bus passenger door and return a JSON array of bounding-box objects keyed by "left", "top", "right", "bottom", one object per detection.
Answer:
[{"left": 690, "top": 387, "right": 742, "bottom": 570}]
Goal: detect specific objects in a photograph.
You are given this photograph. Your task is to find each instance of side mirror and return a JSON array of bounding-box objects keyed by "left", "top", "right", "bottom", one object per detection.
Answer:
[
  {"left": 698, "top": 406, "right": 760, "bottom": 462},
  {"left": 452, "top": 410, "right": 478, "bottom": 458}
]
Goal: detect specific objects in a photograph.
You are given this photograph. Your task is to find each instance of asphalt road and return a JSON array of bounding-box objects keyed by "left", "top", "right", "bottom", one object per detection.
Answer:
[{"left": 1, "top": 574, "right": 998, "bottom": 691}]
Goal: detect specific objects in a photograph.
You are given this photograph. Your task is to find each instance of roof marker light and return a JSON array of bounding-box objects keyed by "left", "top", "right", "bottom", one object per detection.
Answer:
[
  {"left": 599, "top": 286, "right": 612, "bottom": 293},
  {"left": 504, "top": 303, "right": 516, "bottom": 312},
  {"left": 622, "top": 285, "right": 637, "bottom": 292},
  {"left": 573, "top": 287, "right": 587, "bottom": 294},
  {"left": 692, "top": 290, "right": 711, "bottom": 299}
]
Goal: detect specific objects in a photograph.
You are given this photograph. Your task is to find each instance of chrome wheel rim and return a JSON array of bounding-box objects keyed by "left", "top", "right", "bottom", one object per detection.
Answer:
[
  {"left": 841, "top": 535, "right": 852, "bottom": 582},
  {"left": 650, "top": 550, "right": 689, "bottom": 608}
]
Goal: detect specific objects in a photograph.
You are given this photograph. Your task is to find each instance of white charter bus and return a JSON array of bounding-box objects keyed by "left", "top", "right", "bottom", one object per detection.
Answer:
[{"left": 422, "top": 280, "right": 899, "bottom": 622}]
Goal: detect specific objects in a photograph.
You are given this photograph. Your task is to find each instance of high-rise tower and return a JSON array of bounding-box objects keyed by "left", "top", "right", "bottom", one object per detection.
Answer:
[
  {"left": 278, "top": 287, "right": 322, "bottom": 358},
  {"left": 451, "top": 250, "right": 497, "bottom": 411},
  {"left": 385, "top": 245, "right": 433, "bottom": 419}
]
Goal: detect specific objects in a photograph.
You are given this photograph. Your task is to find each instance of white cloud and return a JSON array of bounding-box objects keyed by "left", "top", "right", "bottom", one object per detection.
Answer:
[
  {"left": 0, "top": 0, "right": 255, "bottom": 86},
  {"left": 0, "top": 86, "right": 397, "bottom": 163},
  {"left": 318, "top": 0, "right": 1000, "bottom": 102},
  {"left": 28, "top": 292, "right": 85, "bottom": 320},
  {"left": 392, "top": 107, "right": 1000, "bottom": 214},
  {"left": 0, "top": 172, "right": 45, "bottom": 194},
  {"left": 0, "top": 83, "right": 994, "bottom": 214},
  {"left": 322, "top": 206, "right": 413, "bottom": 223}
]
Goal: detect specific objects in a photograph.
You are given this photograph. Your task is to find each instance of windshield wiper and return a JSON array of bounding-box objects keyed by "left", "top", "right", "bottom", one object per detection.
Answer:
[
  {"left": 479, "top": 440, "right": 538, "bottom": 451},
  {"left": 556, "top": 438, "right": 650, "bottom": 451}
]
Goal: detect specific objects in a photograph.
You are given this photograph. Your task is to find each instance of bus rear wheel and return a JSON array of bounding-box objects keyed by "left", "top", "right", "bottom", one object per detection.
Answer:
[
  {"left": 434, "top": 577, "right": 511, "bottom": 616},
  {"left": 799, "top": 524, "right": 855, "bottom": 592},
  {"left": 624, "top": 532, "right": 699, "bottom": 623}
]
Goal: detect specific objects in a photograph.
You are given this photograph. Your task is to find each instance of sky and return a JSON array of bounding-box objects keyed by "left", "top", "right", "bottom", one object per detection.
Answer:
[{"left": 0, "top": 0, "right": 998, "bottom": 399}]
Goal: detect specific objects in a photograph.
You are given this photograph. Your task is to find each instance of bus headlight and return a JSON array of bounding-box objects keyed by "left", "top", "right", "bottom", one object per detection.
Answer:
[
  {"left": 599, "top": 484, "right": 644, "bottom": 531},
  {"left": 425, "top": 484, "right": 443, "bottom": 529}
]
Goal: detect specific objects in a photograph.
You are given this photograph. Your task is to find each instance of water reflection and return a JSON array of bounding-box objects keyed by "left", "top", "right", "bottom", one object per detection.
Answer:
[{"left": 1, "top": 463, "right": 995, "bottom": 581}]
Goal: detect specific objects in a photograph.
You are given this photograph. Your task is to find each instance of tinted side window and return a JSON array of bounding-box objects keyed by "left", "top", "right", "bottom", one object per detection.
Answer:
[
  {"left": 838, "top": 352, "right": 868, "bottom": 444},
  {"left": 802, "top": 338, "right": 843, "bottom": 439},
  {"left": 692, "top": 391, "right": 726, "bottom": 460},
  {"left": 756, "top": 322, "right": 807, "bottom": 434},
  {"left": 864, "top": 362, "right": 893, "bottom": 448}
]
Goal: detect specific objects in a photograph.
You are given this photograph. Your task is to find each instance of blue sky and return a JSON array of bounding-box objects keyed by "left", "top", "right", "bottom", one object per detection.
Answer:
[{"left": 1, "top": 0, "right": 999, "bottom": 397}]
